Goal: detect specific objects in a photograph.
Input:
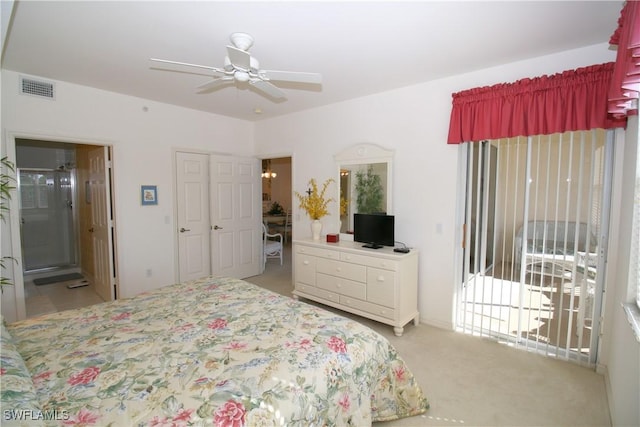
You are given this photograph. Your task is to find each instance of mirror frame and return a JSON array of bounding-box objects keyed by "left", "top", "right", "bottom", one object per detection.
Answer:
[{"left": 334, "top": 143, "right": 394, "bottom": 240}]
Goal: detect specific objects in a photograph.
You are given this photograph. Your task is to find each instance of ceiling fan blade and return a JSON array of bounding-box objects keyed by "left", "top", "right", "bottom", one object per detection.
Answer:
[
  {"left": 150, "top": 58, "right": 225, "bottom": 75},
  {"left": 196, "top": 78, "right": 233, "bottom": 93},
  {"left": 260, "top": 70, "right": 322, "bottom": 84},
  {"left": 226, "top": 45, "right": 251, "bottom": 70},
  {"left": 250, "top": 79, "right": 287, "bottom": 100}
]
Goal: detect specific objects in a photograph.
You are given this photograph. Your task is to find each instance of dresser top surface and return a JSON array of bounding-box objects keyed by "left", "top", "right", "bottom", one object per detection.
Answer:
[{"left": 293, "top": 238, "right": 417, "bottom": 259}]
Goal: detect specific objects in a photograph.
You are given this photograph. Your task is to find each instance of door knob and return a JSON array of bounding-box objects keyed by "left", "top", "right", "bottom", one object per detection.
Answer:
[
  {"left": 179, "top": 227, "right": 190, "bottom": 233},
  {"left": 213, "top": 225, "right": 223, "bottom": 230},
  {"left": 88, "top": 227, "right": 94, "bottom": 233}
]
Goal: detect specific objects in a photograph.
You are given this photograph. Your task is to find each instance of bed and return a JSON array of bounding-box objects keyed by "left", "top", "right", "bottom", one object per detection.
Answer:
[{"left": 1, "top": 276, "right": 428, "bottom": 426}]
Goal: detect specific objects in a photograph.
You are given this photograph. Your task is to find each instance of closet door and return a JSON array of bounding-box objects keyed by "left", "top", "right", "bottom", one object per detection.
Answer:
[
  {"left": 176, "top": 152, "right": 211, "bottom": 282},
  {"left": 209, "top": 155, "right": 262, "bottom": 279}
]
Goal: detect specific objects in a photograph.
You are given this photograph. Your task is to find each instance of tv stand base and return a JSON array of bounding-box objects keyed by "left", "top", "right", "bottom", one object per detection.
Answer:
[{"left": 362, "top": 243, "right": 383, "bottom": 249}]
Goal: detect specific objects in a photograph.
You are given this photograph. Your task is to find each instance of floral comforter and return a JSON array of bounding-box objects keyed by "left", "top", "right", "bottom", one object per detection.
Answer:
[{"left": 2, "top": 276, "right": 428, "bottom": 426}]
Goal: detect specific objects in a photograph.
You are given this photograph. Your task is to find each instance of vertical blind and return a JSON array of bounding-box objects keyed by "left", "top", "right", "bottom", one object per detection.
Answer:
[{"left": 460, "top": 130, "right": 610, "bottom": 364}]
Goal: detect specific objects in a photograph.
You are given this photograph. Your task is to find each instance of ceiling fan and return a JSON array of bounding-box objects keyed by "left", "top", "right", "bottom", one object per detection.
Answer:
[{"left": 150, "top": 32, "right": 322, "bottom": 101}]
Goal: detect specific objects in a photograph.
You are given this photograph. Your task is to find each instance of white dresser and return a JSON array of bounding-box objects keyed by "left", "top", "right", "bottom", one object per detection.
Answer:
[{"left": 292, "top": 238, "right": 419, "bottom": 336}]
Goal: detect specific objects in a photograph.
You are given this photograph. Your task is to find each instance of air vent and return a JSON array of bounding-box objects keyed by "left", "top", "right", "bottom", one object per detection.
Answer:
[{"left": 20, "top": 77, "right": 55, "bottom": 99}]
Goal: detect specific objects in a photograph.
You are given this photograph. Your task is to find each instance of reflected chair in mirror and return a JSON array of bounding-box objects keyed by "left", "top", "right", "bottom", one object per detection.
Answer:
[
  {"left": 262, "top": 223, "right": 283, "bottom": 271},
  {"left": 271, "top": 209, "right": 292, "bottom": 243}
]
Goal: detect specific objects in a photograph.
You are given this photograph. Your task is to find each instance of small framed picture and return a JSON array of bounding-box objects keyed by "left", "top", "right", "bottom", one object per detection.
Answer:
[{"left": 141, "top": 185, "right": 158, "bottom": 206}]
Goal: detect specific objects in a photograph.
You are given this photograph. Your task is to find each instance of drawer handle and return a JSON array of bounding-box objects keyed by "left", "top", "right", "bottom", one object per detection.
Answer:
[
  {"left": 303, "top": 260, "right": 310, "bottom": 265},
  {"left": 377, "top": 275, "right": 385, "bottom": 282}
]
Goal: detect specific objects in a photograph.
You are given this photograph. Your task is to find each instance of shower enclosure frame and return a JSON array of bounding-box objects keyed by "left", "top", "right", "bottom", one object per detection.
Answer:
[{"left": 17, "top": 166, "right": 80, "bottom": 274}]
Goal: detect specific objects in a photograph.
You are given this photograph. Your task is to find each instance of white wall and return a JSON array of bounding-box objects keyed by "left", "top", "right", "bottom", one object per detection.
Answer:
[{"left": 1, "top": 70, "right": 254, "bottom": 301}]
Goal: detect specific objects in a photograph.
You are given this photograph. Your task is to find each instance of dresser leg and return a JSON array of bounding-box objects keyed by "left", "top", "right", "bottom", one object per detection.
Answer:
[
  {"left": 413, "top": 314, "right": 420, "bottom": 326},
  {"left": 393, "top": 326, "right": 404, "bottom": 337}
]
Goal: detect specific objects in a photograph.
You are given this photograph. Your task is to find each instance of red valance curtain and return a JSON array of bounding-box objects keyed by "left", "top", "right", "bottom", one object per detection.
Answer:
[
  {"left": 447, "top": 63, "right": 626, "bottom": 144},
  {"left": 608, "top": 0, "right": 640, "bottom": 118}
]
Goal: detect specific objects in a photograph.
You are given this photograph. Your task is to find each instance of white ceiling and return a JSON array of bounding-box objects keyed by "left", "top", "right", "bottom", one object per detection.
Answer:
[{"left": 2, "top": 1, "right": 623, "bottom": 122}]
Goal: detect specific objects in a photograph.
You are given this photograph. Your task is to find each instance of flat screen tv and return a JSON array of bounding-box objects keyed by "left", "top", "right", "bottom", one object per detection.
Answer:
[{"left": 354, "top": 213, "right": 394, "bottom": 249}]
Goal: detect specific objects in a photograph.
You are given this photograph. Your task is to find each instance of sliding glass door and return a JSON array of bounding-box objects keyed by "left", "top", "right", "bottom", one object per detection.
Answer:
[{"left": 458, "top": 129, "right": 612, "bottom": 365}]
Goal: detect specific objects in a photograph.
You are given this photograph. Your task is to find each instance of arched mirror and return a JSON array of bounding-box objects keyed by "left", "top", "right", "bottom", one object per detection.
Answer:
[{"left": 334, "top": 143, "right": 393, "bottom": 237}]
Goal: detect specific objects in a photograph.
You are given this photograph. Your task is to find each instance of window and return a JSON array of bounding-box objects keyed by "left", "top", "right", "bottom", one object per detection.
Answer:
[
  {"left": 624, "top": 116, "right": 640, "bottom": 341},
  {"left": 633, "top": 131, "right": 640, "bottom": 310}
]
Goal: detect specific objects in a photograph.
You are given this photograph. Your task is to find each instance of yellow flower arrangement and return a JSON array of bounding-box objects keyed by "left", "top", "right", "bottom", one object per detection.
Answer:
[{"left": 295, "top": 178, "right": 335, "bottom": 220}]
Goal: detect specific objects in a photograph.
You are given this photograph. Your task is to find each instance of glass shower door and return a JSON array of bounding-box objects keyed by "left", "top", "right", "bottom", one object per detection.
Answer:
[{"left": 19, "top": 169, "right": 77, "bottom": 272}]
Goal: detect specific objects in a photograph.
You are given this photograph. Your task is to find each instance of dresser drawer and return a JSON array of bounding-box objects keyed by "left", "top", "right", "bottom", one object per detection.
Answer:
[
  {"left": 341, "top": 296, "right": 396, "bottom": 320},
  {"left": 367, "top": 267, "right": 396, "bottom": 308},
  {"left": 317, "top": 273, "right": 366, "bottom": 300},
  {"left": 295, "top": 255, "right": 317, "bottom": 285},
  {"left": 295, "top": 244, "right": 340, "bottom": 260},
  {"left": 340, "top": 252, "right": 398, "bottom": 271},
  {"left": 317, "top": 257, "right": 367, "bottom": 282},
  {"left": 296, "top": 282, "right": 340, "bottom": 304}
]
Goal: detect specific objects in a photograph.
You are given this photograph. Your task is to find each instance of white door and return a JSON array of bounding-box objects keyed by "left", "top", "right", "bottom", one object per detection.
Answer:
[
  {"left": 210, "top": 155, "right": 262, "bottom": 278},
  {"left": 176, "top": 152, "right": 211, "bottom": 282},
  {"left": 88, "top": 146, "right": 115, "bottom": 301}
]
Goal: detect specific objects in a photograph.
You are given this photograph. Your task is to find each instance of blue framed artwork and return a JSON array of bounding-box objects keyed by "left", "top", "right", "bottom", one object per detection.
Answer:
[{"left": 141, "top": 185, "right": 158, "bottom": 205}]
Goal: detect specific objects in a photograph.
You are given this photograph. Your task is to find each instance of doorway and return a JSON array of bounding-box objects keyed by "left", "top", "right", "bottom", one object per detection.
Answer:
[
  {"left": 261, "top": 156, "right": 292, "bottom": 231},
  {"left": 260, "top": 156, "right": 293, "bottom": 278},
  {"left": 13, "top": 138, "right": 117, "bottom": 317},
  {"left": 262, "top": 157, "right": 292, "bottom": 216},
  {"left": 458, "top": 129, "right": 612, "bottom": 365}
]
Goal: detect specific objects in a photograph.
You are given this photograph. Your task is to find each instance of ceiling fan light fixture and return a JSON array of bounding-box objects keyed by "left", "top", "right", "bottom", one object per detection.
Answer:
[{"left": 230, "top": 32, "right": 254, "bottom": 51}]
